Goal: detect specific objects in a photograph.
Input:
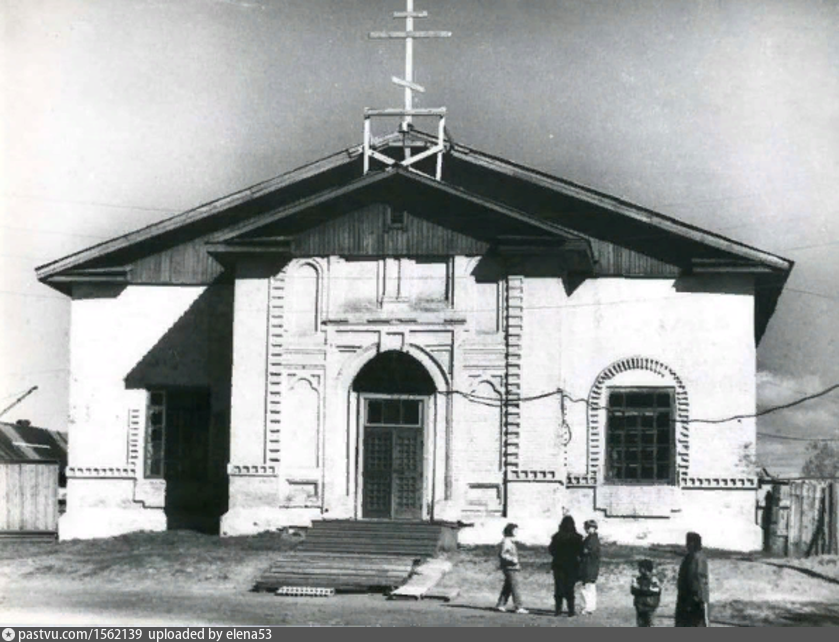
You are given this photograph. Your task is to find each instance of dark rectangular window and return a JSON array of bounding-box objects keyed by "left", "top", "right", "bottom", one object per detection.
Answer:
[
  {"left": 387, "top": 209, "right": 406, "bottom": 230},
  {"left": 145, "top": 391, "right": 167, "bottom": 478},
  {"left": 606, "top": 387, "right": 675, "bottom": 484},
  {"left": 365, "top": 398, "right": 422, "bottom": 427},
  {"left": 144, "top": 388, "right": 211, "bottom": 479}
]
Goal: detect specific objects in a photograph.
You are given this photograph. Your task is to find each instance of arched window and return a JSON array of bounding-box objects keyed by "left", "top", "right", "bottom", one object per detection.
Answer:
[
  {"left": 288, "top": 262, "right": 320, "bottom": 336},
  {"left": 588, "top": 357, "right": 690, "bottom": 486}
]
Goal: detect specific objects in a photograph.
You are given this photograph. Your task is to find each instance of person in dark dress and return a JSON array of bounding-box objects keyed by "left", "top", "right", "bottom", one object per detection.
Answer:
[
  {"left": 548, "top": 515, "right": 583, "bottom": 616},
  {"left": 675, "top": 531, "right": 710, "bottom": 626}
]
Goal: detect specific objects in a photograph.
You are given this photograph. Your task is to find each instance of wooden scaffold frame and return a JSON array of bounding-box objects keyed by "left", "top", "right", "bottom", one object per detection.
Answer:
[{"left": 364, "top": 0, "right": 451, "bottom": 180}]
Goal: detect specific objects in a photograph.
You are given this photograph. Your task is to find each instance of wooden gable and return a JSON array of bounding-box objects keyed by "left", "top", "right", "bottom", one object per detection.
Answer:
[
  {"left": 293, "top": 202, "right": 489, "bottom": 257},
  {"left": 37, "top": 137, "right": 791, "bottom": 341}
]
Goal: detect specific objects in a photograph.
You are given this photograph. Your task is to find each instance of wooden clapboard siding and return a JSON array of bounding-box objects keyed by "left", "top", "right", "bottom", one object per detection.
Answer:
[
  {"left": 294, "top": 203, "right": 489, "bottom": 257},
  {"left": 588, "top": 238, "right": 680, "bottom": 277},
  {"left": 129, "top": 235, "right": 226, "bottom": 284},
  {"left": 0, "top": 462, "right": 59, "bottom": 534}
]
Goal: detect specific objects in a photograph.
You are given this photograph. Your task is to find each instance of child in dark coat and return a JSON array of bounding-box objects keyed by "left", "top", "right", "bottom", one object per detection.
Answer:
[
  {"left": 631, "top": 559, "right": 662, "bottom": 627},
  {"left": 578, "top": 519, "right": 601, "bottom": 614},
  {"left": 548, "top": 515, "right": 583, "bottom": 616}
]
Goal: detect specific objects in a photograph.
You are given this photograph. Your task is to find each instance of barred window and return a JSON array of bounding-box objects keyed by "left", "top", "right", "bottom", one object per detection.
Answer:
[
  {"left": 145, "top": 391, "right": 166, "bottom": 478},
  {"left": 606, "top": 388, "right": 675, "bottom": 484},
  {"left": 144, "top": 388, "right": 211, "bottom": 479}
]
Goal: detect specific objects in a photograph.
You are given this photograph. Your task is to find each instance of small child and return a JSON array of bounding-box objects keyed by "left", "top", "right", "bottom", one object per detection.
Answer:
[
  {"left": 631, "top": 559, "right": 662, "bottom": 627},
  {"left": 496, "top": 523, "right": 528, "bottom": 614}
]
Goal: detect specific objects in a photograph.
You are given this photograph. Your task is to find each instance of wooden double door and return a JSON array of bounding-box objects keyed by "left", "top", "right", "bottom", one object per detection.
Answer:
[{"left": 361, "top": 396, "right": 425, "bottom": 520}]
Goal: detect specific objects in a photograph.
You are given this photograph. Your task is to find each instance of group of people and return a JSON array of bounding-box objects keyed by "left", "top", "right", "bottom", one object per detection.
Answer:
[{"left": 496, "top": 517, "right": 710, "bottom": 627}]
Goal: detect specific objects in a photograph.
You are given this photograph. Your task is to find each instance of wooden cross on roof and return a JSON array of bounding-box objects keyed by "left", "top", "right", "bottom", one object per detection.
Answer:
[{"left": 364, "top": 0, "right": 451, "bottom": 180}]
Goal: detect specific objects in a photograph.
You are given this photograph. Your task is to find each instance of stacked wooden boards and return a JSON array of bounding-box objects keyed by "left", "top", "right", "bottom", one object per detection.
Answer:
[
  {"left": 254, "top": 552, "right": 418, "bottom": 592},
  {"left": 253, "top": 520, "right": 457, "bottom": 593}
]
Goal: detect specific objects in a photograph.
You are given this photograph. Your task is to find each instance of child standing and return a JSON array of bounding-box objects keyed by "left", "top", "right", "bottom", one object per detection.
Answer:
[
  {"left": 496, "top": 523, "right": 529, "bottom": 614},
  {"left": 631, "top": 559, "right": 662, "bottom": 627},
  {"left": 578, "top": 519, "right": 601, "bottom": 615}
]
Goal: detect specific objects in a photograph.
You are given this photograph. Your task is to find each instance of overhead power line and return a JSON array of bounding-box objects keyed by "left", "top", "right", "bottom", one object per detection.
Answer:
[
  {"left": 2, "top": 193, "right": 175, "bottom": 213},
  {"left": 438, "top": 380, "right": 839, "bottom": 442}
]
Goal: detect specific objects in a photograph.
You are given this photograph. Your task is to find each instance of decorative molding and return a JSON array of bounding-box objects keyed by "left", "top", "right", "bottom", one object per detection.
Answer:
[
  {"left": 287, "top": 371, "right": 323, "bottom": 391},
  {"left": 463, "top": 483, "right": 503, "bottom": 515},
  {"left": 683, "top": 477, "right": 757, "bottom": 489},
  {"left": 265, "top": 269, "right": 286, "bottom": 464},
  {"left": 380, "top": 331, "right": 405, "bottom": 352},
  {"left": 289, "top": 258, "right": 326, "bottom": 335},
  {"left": 133, "top": 479, "right": 165, "bottom": 508},
  {"left": 285, "top": 373, "right": 322, "bottom": 468},
  {"left": 588, "top": 356, "right": 690, "bottom": 486},
  {"left": 567, "top": 473, "right": 598, "bottom": 487},
  {"left": 127, "top": 407, "right": 142, "bottom": 475},
  {"left": 467, "top": 373, "right": 504, "bottom": 390},
  {"left": 508, "top": 469, "right": 561, "bottom": 482},
  {"left": 463, "top": 348, "right": 506, "bottom": 370},
  {"left": 228, "top": 464, "right": 279, "bottom": 476},
  {"left": 504, "top": 275, "right": 524, "bottom": 472},
  {"left": 67, "top": 466, "right": 136, "bottom": 479},
  {"left": 283, "top": 479, "right": 321, "bottom": 508},
  {"left": 595, "top": 484, "right": 681, "bottom": 517},
  {"left": 467, "top": 376, "right": 504, "bottom": 473}
]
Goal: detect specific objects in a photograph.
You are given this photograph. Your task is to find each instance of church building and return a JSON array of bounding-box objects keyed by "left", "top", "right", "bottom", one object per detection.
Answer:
[{"left": 36, "top": 5, "right": 792, "bottom": 551}]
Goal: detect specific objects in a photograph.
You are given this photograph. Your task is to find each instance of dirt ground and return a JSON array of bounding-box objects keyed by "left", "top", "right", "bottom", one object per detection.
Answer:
[{"left": 1, "top": 532, "right": 837, "bottom": 627}]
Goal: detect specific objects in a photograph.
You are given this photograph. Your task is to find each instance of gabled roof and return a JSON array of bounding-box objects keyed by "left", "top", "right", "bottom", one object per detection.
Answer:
[
  {"left": 36, "top": 133, "right": 793, "bottom": 340},
  {"left": 0, "top": 421, "right": 67, "bottom": 464},
  {"left": 216, "top": 167, "right": 587, "bottom": 243}
]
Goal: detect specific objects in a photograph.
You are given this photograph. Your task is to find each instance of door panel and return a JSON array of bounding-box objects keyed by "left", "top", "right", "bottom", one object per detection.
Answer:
[
  {"left": 362, "top": 428, "right": 393, "bottom": 518},
  {"left": 393, "top": 429, "right": 423, "bottom": 519},
  {"left": 361, "top": 397, "right": 424, "bottom": 520}
]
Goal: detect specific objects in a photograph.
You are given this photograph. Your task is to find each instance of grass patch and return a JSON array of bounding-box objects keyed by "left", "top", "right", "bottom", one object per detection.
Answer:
[{"left": 0, "top": 530, "right": 302, "bottom": 589}]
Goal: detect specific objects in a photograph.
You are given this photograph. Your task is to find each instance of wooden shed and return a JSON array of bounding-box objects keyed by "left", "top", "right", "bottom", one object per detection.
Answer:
[{"left": 0, "top": 421, "right": 67, "bottom": 540}]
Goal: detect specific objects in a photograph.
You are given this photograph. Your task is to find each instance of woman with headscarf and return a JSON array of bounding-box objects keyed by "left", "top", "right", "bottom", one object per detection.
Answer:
[{"left": 548, "top": 515, "right": 583, "bottom": 616}]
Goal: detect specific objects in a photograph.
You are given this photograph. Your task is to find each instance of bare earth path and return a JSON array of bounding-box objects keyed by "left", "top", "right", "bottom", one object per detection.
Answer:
[
  {"left": 1, "top": 533, "right": 838, "bottom": 627},
  {"left": 0, "top": 584, "right": 709, "bottom": 627}
]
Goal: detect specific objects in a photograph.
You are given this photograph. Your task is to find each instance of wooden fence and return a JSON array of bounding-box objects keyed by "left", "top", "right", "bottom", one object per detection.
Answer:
[
  {"left": 0, "top": 460, "right": 59, "bottom": 537},
  {"left": 763, "top": 479, "right": 839, "bottom": 557}
]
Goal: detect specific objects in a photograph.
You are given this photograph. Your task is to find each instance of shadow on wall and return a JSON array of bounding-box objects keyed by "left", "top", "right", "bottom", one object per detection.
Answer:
[
  {"left": 470, "top": 252, "right": 588, "bottom": 297},
  {"left": 124, "top": 282, "right": 234, "bottom": 534}
]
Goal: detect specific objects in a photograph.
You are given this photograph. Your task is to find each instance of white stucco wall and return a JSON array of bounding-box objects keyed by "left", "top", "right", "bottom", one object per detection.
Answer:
[
  {"left": 229, "top": 273, "right": 269, "bottom": 465},
  {"left": 62, "top": 284, "right": 227, "bottom": 539},
  {"left": 64, "top": 261, "right": 762, "bottom": 550},
  {"left": 559, "top": 275, "right": 757, "bottom": 481},
  {"left": 68, "top": 286, "right": 207, "bottom": 469}
]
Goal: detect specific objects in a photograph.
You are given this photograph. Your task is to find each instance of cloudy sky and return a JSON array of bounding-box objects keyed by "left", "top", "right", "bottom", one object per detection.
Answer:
[{"left": 2, "top": 0, "right": 838, "bottom": 476}]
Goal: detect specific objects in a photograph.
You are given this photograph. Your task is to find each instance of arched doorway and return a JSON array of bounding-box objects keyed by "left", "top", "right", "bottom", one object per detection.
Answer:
[{"left": 352, "top": 351, "right": 436, "bottom": 520}]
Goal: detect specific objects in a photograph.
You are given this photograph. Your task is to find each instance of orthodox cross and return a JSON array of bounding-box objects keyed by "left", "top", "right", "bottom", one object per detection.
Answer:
[{"left": 364, "top": 0, "right": 451, "bottom": 180}]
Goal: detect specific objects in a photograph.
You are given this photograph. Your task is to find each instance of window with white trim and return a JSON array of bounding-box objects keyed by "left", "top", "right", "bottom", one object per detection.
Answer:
[{"left": 606, "top": 387, "right": 675, "bottom": 484}]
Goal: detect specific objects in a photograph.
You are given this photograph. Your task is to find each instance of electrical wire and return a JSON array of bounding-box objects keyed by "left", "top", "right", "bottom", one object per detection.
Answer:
[{"left": 435, "top": 381, "right": 839, "bottom": 441}]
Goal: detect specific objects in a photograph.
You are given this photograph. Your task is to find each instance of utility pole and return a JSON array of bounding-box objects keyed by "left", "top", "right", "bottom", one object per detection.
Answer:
[{"left": 0, "top": 385, "right": 38, "bottom": 420}]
